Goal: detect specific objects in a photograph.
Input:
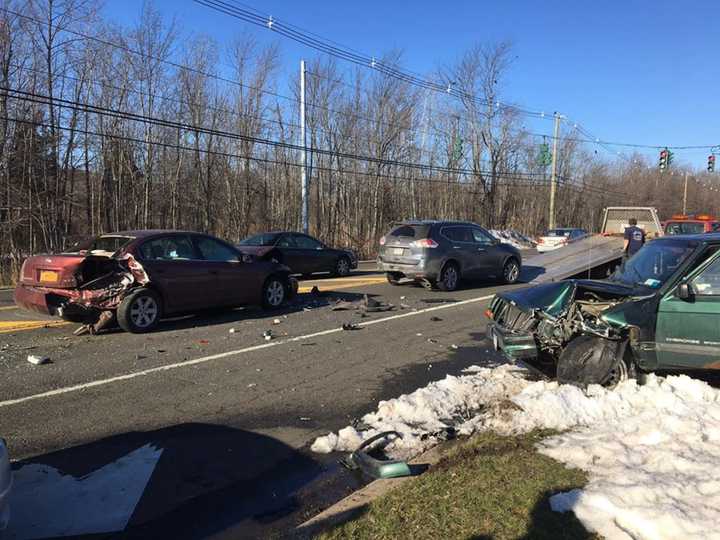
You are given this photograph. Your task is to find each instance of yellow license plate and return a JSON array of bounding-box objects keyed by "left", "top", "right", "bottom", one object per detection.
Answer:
[{"left": 39, "top": 270, "right": 59, "bottom": 283}]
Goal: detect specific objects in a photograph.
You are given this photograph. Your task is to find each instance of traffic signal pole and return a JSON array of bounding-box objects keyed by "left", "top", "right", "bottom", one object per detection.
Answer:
[{"left": 548, "top": 113, "right": 561, "bottom": 230}]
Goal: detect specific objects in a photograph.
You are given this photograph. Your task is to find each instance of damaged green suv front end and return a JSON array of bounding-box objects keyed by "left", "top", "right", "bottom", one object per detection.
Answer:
[{"left": 486, "top": 235, "right": 720, "bottom": 385}]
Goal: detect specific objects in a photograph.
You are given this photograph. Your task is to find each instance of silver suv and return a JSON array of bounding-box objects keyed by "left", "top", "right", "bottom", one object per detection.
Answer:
[{"left": 377, "top": 221, "right": 522, "bottom": 291}]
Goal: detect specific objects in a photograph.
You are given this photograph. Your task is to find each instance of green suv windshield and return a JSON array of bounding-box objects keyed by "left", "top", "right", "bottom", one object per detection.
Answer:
[{"left": 611, "top": 239, "right": 697, "bottom": 289}]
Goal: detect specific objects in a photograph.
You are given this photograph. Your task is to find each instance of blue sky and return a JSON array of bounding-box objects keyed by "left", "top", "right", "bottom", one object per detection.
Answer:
[{"left": 105, "top": 0, "right": 719, "bottom": 167}]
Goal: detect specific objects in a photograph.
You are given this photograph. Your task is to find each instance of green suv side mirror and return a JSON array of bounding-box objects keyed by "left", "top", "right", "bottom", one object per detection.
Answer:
[{"left": 677, "top": 282, "right": 693, "bottom": 300}]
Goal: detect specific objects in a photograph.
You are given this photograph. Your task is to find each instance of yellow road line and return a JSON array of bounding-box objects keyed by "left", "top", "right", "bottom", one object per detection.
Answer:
[
  {"left": 298, "top": 276, "right": 387, "bottom": 293},
  {"left": 0, "top": 305, "right": 18, "bottom": 311},
  {"left": 0, "top": 320, "right": 70, "bottom": 334}
]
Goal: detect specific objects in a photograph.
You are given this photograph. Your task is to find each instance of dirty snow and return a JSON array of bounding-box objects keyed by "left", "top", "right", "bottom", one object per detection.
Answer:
[
  {"left": 489, "top": 229, "right": 536, "bottom": 249},
  {"left": 310, "top": 363, "right": 533, "bottom": 459},
  {"left": 312, "top": 363, "right": 720, "bottom": 540}
]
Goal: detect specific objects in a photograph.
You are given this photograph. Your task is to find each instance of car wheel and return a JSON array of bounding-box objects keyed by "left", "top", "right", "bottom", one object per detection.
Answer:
[
  {"left": 262, "top": 276, "right": 287, "bottom": 309},
  {"left": 557, "top": 336, "right": 631, "bottom": 388},
  {"left": 502, "top": 258, "right": 520, "bottom": 284},
  {"left": 437, "top": 263, "right": 460, "bottom": 292},
  {"left": 117, "top": 288, "right": 162, "bottom": 334},
  {"left": 334, "top": 256, "right": 351, "bottom": 277},
  {"left": 386, "top": 272, "right": 403, "bottom": 286}
]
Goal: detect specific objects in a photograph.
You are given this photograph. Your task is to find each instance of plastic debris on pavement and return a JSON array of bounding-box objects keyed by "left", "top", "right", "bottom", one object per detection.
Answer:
[
  {"left": 27, "top": 355, "right": 50, "bottom": 365},
  {"left": 340, "top": 431, "right": 412, "bottom": 479},
  {"left": 263, "top": 330, "right": 273, "bottom": 341}
]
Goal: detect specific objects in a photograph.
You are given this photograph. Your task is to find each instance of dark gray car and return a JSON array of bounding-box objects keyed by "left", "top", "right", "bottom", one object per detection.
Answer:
[{"left": 377, "top": 221, "right": 522, "bottom": 291}]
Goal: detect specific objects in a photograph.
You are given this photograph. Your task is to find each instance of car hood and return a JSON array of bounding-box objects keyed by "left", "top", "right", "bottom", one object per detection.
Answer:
[{"left": 496, "top": 279, "right": 636, "bottom": 317}]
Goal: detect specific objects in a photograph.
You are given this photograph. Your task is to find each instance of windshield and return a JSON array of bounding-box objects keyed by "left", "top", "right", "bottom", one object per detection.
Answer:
[
  {"left": 611, "top": 239, "right": 697, "bottom": 289},
  {"left": 664, "top": 222, "right": 705, "bottom": 235},
  {"left": 239, "top": 233, "right": 280, "bottom": 246}
]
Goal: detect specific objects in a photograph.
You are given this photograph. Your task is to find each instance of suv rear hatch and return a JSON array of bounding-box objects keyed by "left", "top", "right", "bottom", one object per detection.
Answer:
[{"left": 379, "top": 223, "right": 433, "bottom": 265}]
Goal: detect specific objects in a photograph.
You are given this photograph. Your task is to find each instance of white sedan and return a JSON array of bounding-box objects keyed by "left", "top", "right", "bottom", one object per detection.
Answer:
[
  {"left": 536, "top": 228, "right": 588, "bottom": 253},
  {"left": 0, "top": 439, "right": 10, "bottom": 530}
]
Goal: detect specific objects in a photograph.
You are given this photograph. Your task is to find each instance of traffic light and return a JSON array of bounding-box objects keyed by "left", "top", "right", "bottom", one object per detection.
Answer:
[
  {"left": 659, "top": 148, "right": 668, "bottom": 171},
  {"left": 709, "top": 154, "right": 716, "bottom": 173}
]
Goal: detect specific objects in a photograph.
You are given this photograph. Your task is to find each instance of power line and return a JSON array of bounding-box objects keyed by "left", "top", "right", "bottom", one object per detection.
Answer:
[
  {"left": 2, "top": 86, "right": 552, "bottom": 180},
  {"left": 0, "top": 114, "right": 557, "bottom": 195},
  {"left": 193, "top": 0, "right": 550, "bottom": 119}
]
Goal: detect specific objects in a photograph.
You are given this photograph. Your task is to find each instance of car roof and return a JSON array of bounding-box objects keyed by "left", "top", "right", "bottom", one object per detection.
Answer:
[
  {"left": 102, "top": 230, "right": 205, "bottom": 239},
  {"left": 395, "top": 220, "right": 478, "bottom": 226}
]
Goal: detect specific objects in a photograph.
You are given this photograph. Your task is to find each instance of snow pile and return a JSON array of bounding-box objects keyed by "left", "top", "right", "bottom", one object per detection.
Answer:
[
  {"left": 313, "top": 361, "right": 720, "bottom": 539},
  {"left": 501, "top": 374, "right": 720, "bottom": 540},
  {"left": 489, "top": 229, "right": 536, "bottom": 249},
  {"left": 310, "top": 364, "right": 533, "bottom": 459}
]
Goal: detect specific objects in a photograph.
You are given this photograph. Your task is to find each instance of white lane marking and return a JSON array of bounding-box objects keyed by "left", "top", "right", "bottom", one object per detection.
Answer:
[
  {"left": 0, "top": 294, "right": 494, "bottom": 409},
  {"left": 6, "top": 444, "right": 162, "bottom": 539}
]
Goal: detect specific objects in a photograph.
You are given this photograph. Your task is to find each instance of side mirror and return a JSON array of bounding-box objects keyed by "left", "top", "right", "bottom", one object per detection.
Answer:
[{"left": 677, "top": 282, "right": 693, "bottom": 300}]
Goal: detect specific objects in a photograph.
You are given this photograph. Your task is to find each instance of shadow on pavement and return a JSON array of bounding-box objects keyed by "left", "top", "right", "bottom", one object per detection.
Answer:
[{"left": 8, "top": 423, "right": 329, "bottom": 540}]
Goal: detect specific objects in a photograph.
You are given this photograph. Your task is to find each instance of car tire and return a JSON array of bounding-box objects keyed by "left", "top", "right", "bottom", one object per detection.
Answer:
[
  {"left": 557, "top": 336, "right": 630, "bottom": 388},
  {"left": 502, "top": 258, "right": 520, "bottom": 284},
  {"left": 386, "top": 272, "right": 403, "bottom": 286},
  {"left": 333, "top": 256, "right": 352, "bottom": 277},
  {"left": 262, "top": 276, "right": 287, "bottom": 309},
  {"left": 437, "top": 262, "right": 460, "bottom": 292},
  {"left": 117, "top": 288, "right": 162, "bottom": 334}
]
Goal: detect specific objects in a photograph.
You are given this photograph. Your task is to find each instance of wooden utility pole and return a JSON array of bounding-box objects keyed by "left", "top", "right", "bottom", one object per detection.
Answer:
[
  {"left": 683, "top": 172, "right": 689, "bottom": 215},
  {"left": 548, "top": 113, "right": 561, "bottom": 229}
]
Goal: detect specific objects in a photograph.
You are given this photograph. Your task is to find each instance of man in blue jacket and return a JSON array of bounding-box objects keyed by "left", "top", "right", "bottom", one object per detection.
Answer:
[{"left": 623, "top": 217, "right": 646, "bottom": 259}]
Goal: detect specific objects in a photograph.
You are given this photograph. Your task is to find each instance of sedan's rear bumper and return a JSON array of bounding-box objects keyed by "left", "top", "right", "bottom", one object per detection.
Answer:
[
  {"left": 486, "top": 322, "right": 538, "bottom": 360},
  {"left": 536, "top": 244, "right": 563, "bottom": 253},
  {"left": 14, "top": 284, "right": 56, "bottom": 315}
]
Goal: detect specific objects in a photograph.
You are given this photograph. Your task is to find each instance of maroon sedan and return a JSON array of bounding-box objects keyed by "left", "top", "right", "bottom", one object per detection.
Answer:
[{"left": 15, "top": 230, "right": 297, "bottom": 334}]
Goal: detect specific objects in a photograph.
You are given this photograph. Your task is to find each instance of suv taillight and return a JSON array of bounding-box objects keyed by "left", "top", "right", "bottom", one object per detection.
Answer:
[
  {"left": 411, "top": 238, "right": 439, "bottom": 248},
  {"left": 379, "top": 236, "right": 386, "bottom": 246}
]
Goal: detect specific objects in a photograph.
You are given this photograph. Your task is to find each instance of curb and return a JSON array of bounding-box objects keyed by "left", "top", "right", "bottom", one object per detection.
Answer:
[{"left": 295, "top": 440, "right": 457, "bottom": 538}]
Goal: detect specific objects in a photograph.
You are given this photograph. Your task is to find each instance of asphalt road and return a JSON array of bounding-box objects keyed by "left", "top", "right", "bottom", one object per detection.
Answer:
[{"left": 0, "top": 262, "right": 524, "bottom": 539}]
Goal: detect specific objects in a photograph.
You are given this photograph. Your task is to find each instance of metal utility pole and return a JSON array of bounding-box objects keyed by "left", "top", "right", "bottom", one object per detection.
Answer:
[
  {"left": 683, "top": 171, "right": 689, "bottom": 215},
  {"left": 300, "top": 59, "right": 309, "bottom": 234},
  {"left": 548, "top": 112, "right": 561, "bottom": 229}
]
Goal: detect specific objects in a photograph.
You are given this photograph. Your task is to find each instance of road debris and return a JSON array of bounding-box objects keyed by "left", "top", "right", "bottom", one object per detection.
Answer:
[
  {"left": 273, "top": 318, "right": 282, "bottom": 325},
  {"left": 310, "top": 286, "right": 321, "bottom": 295},
  {"left": 450, "top": 344, "right": 459, "bottom": 350},
  {"left": 426, "top": 338, "right": 438, "bottom": 344},
  {"left": 363, "top": 294, "right": 394, "bottom": 313},
  {"left": 430, "top": 316, "right": 442, "bottom": 322},
  {"left": 330, "top": 300, "right": 356, "bottom": 311},
  {"left": 229, "top": 328, "right": 236, "bottom": 334},
  {"left": 299, "top": 417, "right": 311, "bottom": 421},
  {"left": 340, "top": 431, "right": 411, "bottom": 479},
  {"left": 342, "top": 322, "right": 361, "bottom": 331},
  {"left": 263, "top": 330, "right": 273, "bottom": 341},
  {"left": 27, "top": 355, "right": 50, "bottom": 365},
  {"left": 247, "top": 383, "right": 257, "bottom": 388}
]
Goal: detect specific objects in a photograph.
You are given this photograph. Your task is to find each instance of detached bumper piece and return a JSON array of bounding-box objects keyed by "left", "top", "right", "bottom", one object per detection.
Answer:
[
  {"left": 487, "top": 322, "right": 538, "bottom": 360},
  {"left": 341, "top": 431, "right": 411, "bottom": 479}
]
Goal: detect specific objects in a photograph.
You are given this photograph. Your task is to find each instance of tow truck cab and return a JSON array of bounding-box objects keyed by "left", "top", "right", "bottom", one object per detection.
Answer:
[{"left": 664, "top": 214, "right": 720, "bottom": 235}]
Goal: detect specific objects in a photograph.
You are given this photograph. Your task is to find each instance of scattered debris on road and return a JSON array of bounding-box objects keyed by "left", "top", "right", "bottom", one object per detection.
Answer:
[
  {"left": 246, "top": 383, "right": 257, "bottom": 388},
  {"left": 330, "top": 300, "right": 356, "bottom": 311},
  {"left": 430, "top": 316, "right": 443, "bottom": 322},
  {"left": 27, "top": 354, "right": 50, "bottom": 365},
  {"left": 362, "top": 294, "right": 394, "bottom": 313},
  {"left": 263, "top": 330, "right": 273, "bottom": 341},
  {"left": 299, "top": 417, "right": 311, "bottom": 421},
  {"left": 273, "top": 318, "right": 282, "bottom": 325},
  {"left": 229, "top": 328, "right": 236, "bottom": 334},
  {"left": 342, "top": 322, "right": 361, "bottom": 331}
]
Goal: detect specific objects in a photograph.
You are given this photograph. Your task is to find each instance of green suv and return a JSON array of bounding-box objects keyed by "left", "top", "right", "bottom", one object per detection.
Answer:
[{"left": 486, "top": 234, "right": 720, "bottom": 386}]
